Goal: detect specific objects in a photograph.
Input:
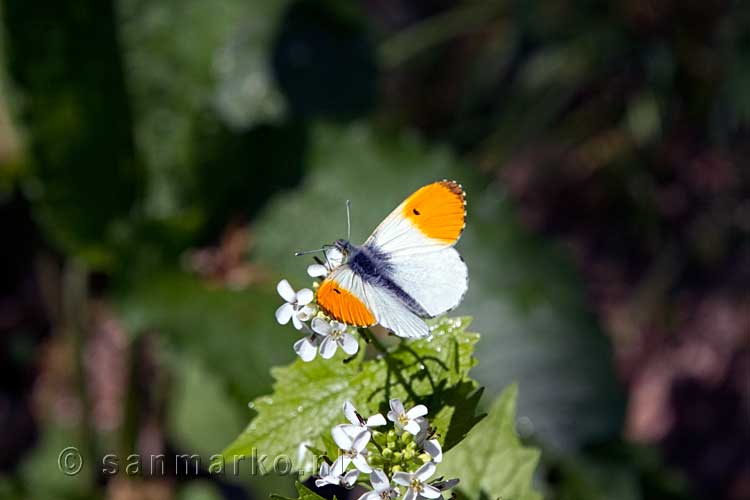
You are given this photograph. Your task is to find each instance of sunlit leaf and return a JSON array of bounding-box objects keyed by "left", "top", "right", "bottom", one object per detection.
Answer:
[
  {"left": 438, "top": 385, "right": 542, "bottom": 500},
  {"left": 222, "top": 316, "right": 481, "bottom": 471}
]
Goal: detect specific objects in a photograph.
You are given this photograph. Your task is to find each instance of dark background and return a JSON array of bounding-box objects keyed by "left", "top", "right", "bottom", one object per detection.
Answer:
[{"left": 0, "top": 1, "right": 748, "bottom": 499}]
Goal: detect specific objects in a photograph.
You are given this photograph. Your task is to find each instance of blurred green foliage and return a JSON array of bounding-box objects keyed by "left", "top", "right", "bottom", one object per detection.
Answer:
[{"left": 4, "top": 0, "right": 733, "bottom": 499}]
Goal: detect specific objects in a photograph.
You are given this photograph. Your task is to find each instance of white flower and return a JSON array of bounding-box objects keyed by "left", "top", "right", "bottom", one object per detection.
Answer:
[
  {"left": 341, "top": 400, "right": 386, "bottom": 440},
  {"left": 387, "top": 399, "right": 428, "bottom": 435},
  {"left": 307, "top": 263, "right": 328, "bottom": 278},
  {"left": 392, "top": 462, "right": 441, "bottom": 500},
  {"left": 358, "top": 469, "right": 400, "bottom": 500},
  {"left": 293, "top": 335, "right": 319, "bottom": 362},
  {"left": 275, "top": 279, "right": 315, "bottom": 330},
  {"left": 312, "top": 318, "right": 359, "bottom": 359},
  {"left": 331, "top": 426, "right": 372, "bottom": 473},
  {"left": 307, "top": 247, "right": 345, "bottom": 278},
  {"left": 422, "top": 439, "right": 442, "bottom": 463},
  {"left": 315, "top": 456, "right": 359, "bottom": 488}
]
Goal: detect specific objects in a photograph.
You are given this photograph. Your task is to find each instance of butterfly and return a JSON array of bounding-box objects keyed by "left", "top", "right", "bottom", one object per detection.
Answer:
[{"left": 302, "top": 180, "right": 468, "bottom": 339}]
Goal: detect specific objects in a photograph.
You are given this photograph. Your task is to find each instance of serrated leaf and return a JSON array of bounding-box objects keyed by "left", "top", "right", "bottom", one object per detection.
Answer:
[
  {"left": 438, "top": 385, "right": 541, "bottom": 500},
  {"left": 222, "top": 316, "right": 481, "bottom": 471},
  {"left": 271, "top": 482, "right": 328, "bottom": 500}
]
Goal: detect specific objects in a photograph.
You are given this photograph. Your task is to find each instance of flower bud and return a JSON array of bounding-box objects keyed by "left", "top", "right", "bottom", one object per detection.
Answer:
[
  {"left": 400, "top": 432, "right": 414, "bottom": 444},
  {"left": 418, "top": 452, "right": 431, "bottom": 463},
  {"left": 392, "top": 451, "right": 403, "bottom": 462},
  {"left": 386, "top": 430, "right": 398, "bottom": 446},
  {"left": 372, "top": 430, "right": 386, "bottom": 447},
  {"left": 381, "top": 448, "right": 394, "bottom": 460},
  {"left": 391, "top": 465, "right": 402, "bottom": 473}
]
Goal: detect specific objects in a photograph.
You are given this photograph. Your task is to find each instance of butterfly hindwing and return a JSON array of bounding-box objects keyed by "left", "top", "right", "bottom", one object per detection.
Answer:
[
  {"left": 317, "top": 266, "right": 430, "bottom": 338},
  {"left": 317, "top": 266, "right": 376, "bottom": 327},
  {"left": 386, "top": 246, "right": 468, "bottom": 317}
]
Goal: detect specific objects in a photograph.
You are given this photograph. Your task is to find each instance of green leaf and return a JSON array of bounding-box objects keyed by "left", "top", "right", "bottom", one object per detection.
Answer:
[
  {"left": 271, "top": 482, "right": 329, "bottom": 500},
  {"left": 438, "top": 384, "right": 541, "bottom": 500},
  {"left": 222, "top": 316, "right": 481, "bottom": 472}
]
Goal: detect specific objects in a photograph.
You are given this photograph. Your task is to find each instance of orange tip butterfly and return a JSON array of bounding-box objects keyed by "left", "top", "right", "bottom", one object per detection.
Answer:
[{"left": 301, "top": 180, "right": 468, "bottom": 339}]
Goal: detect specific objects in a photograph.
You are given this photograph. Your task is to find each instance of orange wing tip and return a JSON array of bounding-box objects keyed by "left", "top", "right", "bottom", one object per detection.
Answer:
[
  {"left": 402, "top": 180, "right": 467, "bottom": 243},
  {"left": 316, "top": 280, "right": 376, "bottom": 327}
]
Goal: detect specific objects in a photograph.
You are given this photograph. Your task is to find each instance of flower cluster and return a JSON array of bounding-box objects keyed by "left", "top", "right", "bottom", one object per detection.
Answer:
[
  {"left": 275, "top": 248, "right": 361, "bottom": 362},
  {"left": 315, "top": 399, "right": 457, "bottom": 500},
  {"left": 276, "top": 279, "right": 360, "bottom": 362}
]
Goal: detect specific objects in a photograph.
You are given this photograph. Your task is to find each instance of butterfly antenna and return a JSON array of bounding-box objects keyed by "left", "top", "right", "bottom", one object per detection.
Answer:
[
  {"left": 294, "top": 247, "right": 325, "bottom": 257},
  {"left": 345, "top": 199, "right": 352, "bottom": 240}
]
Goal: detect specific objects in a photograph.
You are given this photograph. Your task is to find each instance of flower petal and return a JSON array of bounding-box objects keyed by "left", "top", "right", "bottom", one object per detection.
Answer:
[
  {"left": 343, "top": 400, "right": 359, "bottom": 426},
  {"left": 352, "top": 454, "right": 372, "bottom": 473},
  {"left": 277, "top": 279, "right": 296, "bottom": 303},
  {"left": 343, "top": 468, "right": 360, "bottom": 487},
  {"left": 415, "top": 461, "right": 436, "bottom": 481},
  {"left": 340, "top": 424, "right": 366, "bottom": 440},
  {"left": 330, "top": 455, "right": 350, "bottom": 475},
  {"left": 413, "top": 417, "right": 429, "bottom": 443},
  {"left": 292, "top": 314, "right": 304, "bottom": 330},
  {"left": 403, "top": 419, "right": 421, "bottom": 436},
  {"left": 293, "top": 337, "right": 317, "bottom": 362},
  {"left": 331, "top": 425, "right": 354, "bottom": 450},
  {"left": 403, "top": 489, "right": 417, "bottom": 500},
  {"left": 423, "top": 439, "right": 443, "bottom": 463},
  {"left": 389, "top": 398, "right": 405, "bottom": 416},
  {"left": 358, "top": 492, "right": 380, "bottom": 500},
  {"left": 406, "top": 405, "right": 428, "bottom": 419},
  {"left": 318, "top": 461, "right": 330, "bottom": 477},
  {"left": 366, "top": 413, "right": 386, "bottom": 427},
  {"left": 275, "top": 303, "right": 294, "bottom": 325},
  {"left": 421, "top": 485, "right": 442, "bottom": 499},
  {"left": 312, "top": 317, "right": 331, "bottom": 336},
  {"left": 315, "top": 477, "right": 331, "bottom": 488},
  {"left": 340, "top": 333, "right": 359, "bottom": 355},
  {"left": 326, "top": 247, "right": 345, "bottom": 268},
  {"left": 370, "top": 469, "right": 389, "bottom": 491},
  {"left": 319, "top": 336, "right": 338, "bottom": 359},
  {"left": 296, "top": 288, "right": 314, "bottom": 306},
  {"left": 352, "top": 430, "right": 371, "bottom": 451},
  {"left": 308, "top": 264, "right": 328, "bottom": 278},
  {"left": 297, "top": 305, "right": 316, "bottom": 321},
  {"left": 392, "top": 472, "right": 411, "bottom": 486}
]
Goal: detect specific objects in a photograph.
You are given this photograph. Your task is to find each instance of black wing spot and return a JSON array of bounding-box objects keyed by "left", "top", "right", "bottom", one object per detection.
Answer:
[
  {"left": 333, "top": 288, "right": 342, "bottom": 294},
  {"left": 412, "top": 208, "right": 421, "bottom": 215}
]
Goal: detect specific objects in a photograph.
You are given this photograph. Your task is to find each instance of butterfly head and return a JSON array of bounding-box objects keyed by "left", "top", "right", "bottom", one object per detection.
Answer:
[{"left": 333, "top": 239, "right": 354, "bottom": 256}]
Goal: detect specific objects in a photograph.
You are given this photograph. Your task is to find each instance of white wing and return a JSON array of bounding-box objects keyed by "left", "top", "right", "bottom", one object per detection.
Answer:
[
  {"left": 361, "top": 279, "right": 430, "bottom": 338},
  {"left": 387, "top": 247, "right": 468, "bottom": 317},
  {"left": 318, "top": 266, "right": 430, "bottom": 339}
]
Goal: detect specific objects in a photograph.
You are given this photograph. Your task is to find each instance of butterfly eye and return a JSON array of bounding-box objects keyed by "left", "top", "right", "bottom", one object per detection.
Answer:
[{"left": 412, "top": 208, "right": 421, "bottom": 215}]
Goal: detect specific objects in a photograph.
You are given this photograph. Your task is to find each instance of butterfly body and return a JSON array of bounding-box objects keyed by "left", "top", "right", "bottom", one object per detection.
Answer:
[{"left": 316, "top": 180, "right": 468, "bottom": 338}]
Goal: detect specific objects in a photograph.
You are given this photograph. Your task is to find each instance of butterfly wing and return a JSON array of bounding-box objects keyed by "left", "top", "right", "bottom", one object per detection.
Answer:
[
  {"left": 386, "top": 246, "right": 468, "bottom": 317},
  {"left": 365, "top": 179, "right": 466, "bottom": 255},
  {"left": 364, "top": 180, "right": 468, "bottom": 317},
  {"left": 317, "top": 266, "right": 430, "bottom": 338}
]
